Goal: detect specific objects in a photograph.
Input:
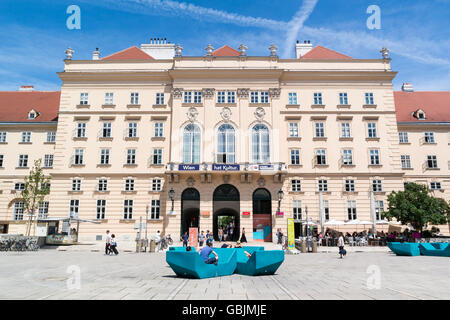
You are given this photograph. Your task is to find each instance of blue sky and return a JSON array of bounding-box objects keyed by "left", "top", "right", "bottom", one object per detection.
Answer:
[{"left": 0, "top": 0, "right": 449, "bottom": 91}]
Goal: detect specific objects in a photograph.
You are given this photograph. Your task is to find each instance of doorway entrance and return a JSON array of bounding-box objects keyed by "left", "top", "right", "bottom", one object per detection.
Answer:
[
  {"left": 213, "top": 184, "right": 240, "bottom": 241},
  {"left": 252, "top": 188, "right": 272, "bottom": 242},
  {"left": 181, "top": 188, "right": 200, "bottom": 236}
]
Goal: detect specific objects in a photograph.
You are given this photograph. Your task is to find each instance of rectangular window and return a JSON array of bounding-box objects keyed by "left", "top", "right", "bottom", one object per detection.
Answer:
[
  {"left": 104, "top": 92, "right": 114, "bottom": 105},
  {"left": 71, "top": 179, "right": 81, "bottom": 191},
  {"left": 401, "top": 155, "right": 411, "bottom": 169},
  {"left": 0, "top": 132, "right": 7, "bottom": 143},
  {"left": 152, "top": 179, "right": 162, "bottom": 191},
  {"left": 44, "top": 154, "right": 54, "bottom": 168},
  {"left": 126, "top": 149, "right": 136, "bottom": 165},
  {"left": 323, "top": 200, "right": 330, "bottom": 221},
  {"left": 38, "top": 201, "right": 49, "bottom": 219},
  {"left": 367, "top": 123, "right": 377, "bottom": 138},
  {"left": 342, "top": 149, "right": 353, "bottom": 165},
  {"left": 156, "top": 93, "right": 165, "bottom": 105},
  {"left": 193, "top": 91, "right": 202, "bottom": 104},
  {"left": 316, "top": 149, "right": 326, "bottom": 165},
  {"left": 345, "top": 179, "right": 355, "bottom": 192},
  {"left": 227, "top": 91, "right": 235, "bottom": 103},
  {"left": 250, "top": 91, "right": 259, "bottom": 104},
  {"left": 339, "top": 92, "right": 348, "bottom": 105},
  {"left": 102, "top": 122, "right": 112, "bottom": 138},
  {"left": 13, "top": 201, "right": 25, "bottom": 221},
  {"left": 80, "top": 93, "right": 89, "bottom": 105},
  {"left": 47, "top": 131, "right": 56, "bottom": 143},
  {"left": 341, "top": 123, "right": 351, "bottom": 138},
  {"left": 290, "top": 149, "right": 300, "bottom": 165},
  {"left": 184, "top": 91, "right": 192, "bottom": 103},
  {"left": 18, "top": 155, "right": 28, "bottom": 167},
  {"left": 74, "top": 149, "right": 84, "bottom": 165},
  {"left": 70, "top": 199, "right": 79, "bottom": 218},
  {"left": 125, "top": 179, "right": 135, "bottom": 191},
  {"left": 291, "top": 179, "right": 302, "bottom": 192},
  {"left": 347, "top": 200, "right": 357, "bottom": 220},
  {"left": 96, "top": 200, "right": 106, "bottom": 219},
  {"left": 372, "top": 180, "right": 383, "bottom": 192},
  {"left": 318, "top": 179, "right": 328, "bottom": 192},
  {"left": 427, "top": 155, "right": 438, "bottom": 169},
  {"left": 100, "top": 149, "right": 110, "bottom": 165},
  {"left": 369, "top": 149, "right": 380, "bottom": 165},
  {"left": 375, "top": 200, "right": 384, "bottom": 220},
  {"left": 293, "top": 200, "right": 302, "bottom": 220},
  {"left": 21, "top": 131, "right": 31, "bottom": 143},
  {"left": 289, "top": 123, "right": 299, "bottom": 137},
  {"left": 130, "top": 92, "right": 139, "bottom": 105},
  {"left": 430, "top": 182, "right": 442, "bottom": 190},
  {"left": 217, "top": 91, "right": 226, "bottom": 104},
  {"left": 398, "top": 132, "right": 409, "bottom": 143},
  {"left": 154, "top": 122, "right": 164, "bottom": 137},
  {"left": 365, "top": 92, "right": 374, "bottom": 105},
  {"left": 313, "top": 92, "right": 322, "bottom": 105},
  {"left": 127, "top": 122, "right": 138, "bottom": 138},
  {"left": 98, "top": 179, "right": 108, "bottom": 192},
  {"left": 153, "top": 149, "right": 163, "bottom": 165},
  {"left": 123, "top": 200, "right": 133, "bottom": 220},
  {"left": 0, "top": 154, "right": 3, "bottom": 167},
  {"left": 76, "top": 123, "right": 86, "bottom": 138},
  {"left": 288, "top": 92, "right": 298, "bottom": 105},
  {"left": 14, "top": 183, "right": 25, "bottom": 191},
  {"left": 260, "top": 91, "right": 269, "bottom": 103},
  {"left": 151, "top": 200, "right": 160, "bottom": 220},
  {"left": 315, "top": 122, "right": 325, "bottom": 138},
  {"left": 424, "top": 132, "right": 435, "bottom": 143}
]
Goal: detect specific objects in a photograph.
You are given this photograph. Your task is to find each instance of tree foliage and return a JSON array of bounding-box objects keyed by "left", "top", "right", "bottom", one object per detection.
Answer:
[{"left": 383, "top": 182, "right": 449, "bottom": 233}]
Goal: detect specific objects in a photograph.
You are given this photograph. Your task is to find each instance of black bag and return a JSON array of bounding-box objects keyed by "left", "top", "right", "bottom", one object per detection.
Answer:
[{"left": 340, "top": 248, "right": 347, "bottom": 256}]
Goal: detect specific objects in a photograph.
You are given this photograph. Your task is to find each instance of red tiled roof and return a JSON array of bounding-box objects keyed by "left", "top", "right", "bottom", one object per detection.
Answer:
[
  {"left": 212, "top": 45, "right": 240, "bottom": 57},
  {"left": 0, "top": 91, "right": 60, "bottom": 122},
  {"left": 300, "top": 45, "right": 353, "bottom": 60},
  {"left": 394, "top": 91, "right": 450, "bottom": 122},
  {"left": 102, "top": 46, "right": 155, "bottom": 60}
]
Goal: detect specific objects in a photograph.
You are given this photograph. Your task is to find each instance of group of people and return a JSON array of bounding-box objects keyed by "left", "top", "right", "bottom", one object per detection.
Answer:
[
  {"left": 181, "top": 225, "right": 247, "bottom": 248},
  {"left": 105, "top": 230, "right": 119, "bottom": 255},
  {"left": 187, "top": 239, "right": 252, "bottom": 265}
]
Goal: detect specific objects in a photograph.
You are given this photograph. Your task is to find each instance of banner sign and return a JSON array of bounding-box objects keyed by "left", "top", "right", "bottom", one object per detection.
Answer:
[
  {"left": 201, "top": 211, "right": 210, "bottom": 217},
  {"left": 242, "top": 211, "right": 250, "bottom": 216},
  {"left": 276, "top": 211, "right": 284, "bottom": 216},
  {"left": 178, "top": 164, "right": 200, "bottom": 171},
  {"left": 212, "top": 164, "right": 240, "bottom": 171},
  {"left": 287, "top": 218, "right": 295, "bottom": 251},
  {"left": 259, "top": 164, "right": 274, "bottom": 170},
  {"left": 189, "top": 227, "right": 198, "bottom": 248}
]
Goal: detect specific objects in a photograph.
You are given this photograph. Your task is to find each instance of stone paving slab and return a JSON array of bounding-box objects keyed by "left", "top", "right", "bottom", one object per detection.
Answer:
[{"left": 1, "top": 250, "right": 449, "bottom": 300}]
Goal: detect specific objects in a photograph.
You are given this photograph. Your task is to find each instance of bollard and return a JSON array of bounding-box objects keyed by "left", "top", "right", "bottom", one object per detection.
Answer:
[
  {"left": 312, "top": 239, "right": 318, "bottom": 253},
  {"left": 300, "top": 240, "right": 306, "bottom": 253},
  {"left": 149, "top": 239, "right": 156, "bottom": 253}
]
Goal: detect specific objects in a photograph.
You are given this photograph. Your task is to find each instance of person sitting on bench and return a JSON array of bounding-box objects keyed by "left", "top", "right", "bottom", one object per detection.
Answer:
[{"left": 200, "top": 240, "right": 219, "bottom": 265}]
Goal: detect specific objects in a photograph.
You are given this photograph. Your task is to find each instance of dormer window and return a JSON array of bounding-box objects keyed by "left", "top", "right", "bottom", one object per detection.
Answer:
[
  {"left": 413, "top": 109, "right": 426, "bottom": 120},
  {"left": 28, "top": 109, "right": 38, "bottom": 119}
]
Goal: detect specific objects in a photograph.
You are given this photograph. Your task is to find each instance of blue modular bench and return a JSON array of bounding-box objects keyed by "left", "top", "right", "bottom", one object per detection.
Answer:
[
  {"left": 419, "top": 243, "right": 450, "bottom": 257},
  {"left": 166, "top": 249, "right": 237, "bottom": 279},
  {"left": 235, "top": 250, "right": 285, "bottom": 276},
  {"left": 168, "top": 246, "right": 196, "bottom": 252},
  {"left": 387, "top": 242, "right": 420, "bottom": 256}
]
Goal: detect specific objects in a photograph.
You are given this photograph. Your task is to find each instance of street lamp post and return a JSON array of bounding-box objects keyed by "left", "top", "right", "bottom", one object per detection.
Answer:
[
  {"left": 277, "top": 189, "right": 284, "bottom": 213},
  {"left": 169, "top": 188, "right": 175, "bottom": 212}
]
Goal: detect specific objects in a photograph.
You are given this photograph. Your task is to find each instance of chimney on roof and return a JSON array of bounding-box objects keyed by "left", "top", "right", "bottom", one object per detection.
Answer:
[
  {"left": 19, "top": 85, "right": 34, "bottom": 92},
  {"left": 295, "top": 40, "right": 313, "bottom": 59},
  {"left": 401, "top": 82, "right": 414, "bottom": 92},
  {"left": 140, "top": 37, "right": 175, "bottom": 59},
  {"left": 92, "top": 48, "right": 100, "bottom": 60}
]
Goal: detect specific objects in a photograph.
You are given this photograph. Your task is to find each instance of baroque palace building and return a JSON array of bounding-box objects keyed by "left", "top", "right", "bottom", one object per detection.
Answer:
[{"left": 0, "top": 39, "right": 449, "bottom": 241}]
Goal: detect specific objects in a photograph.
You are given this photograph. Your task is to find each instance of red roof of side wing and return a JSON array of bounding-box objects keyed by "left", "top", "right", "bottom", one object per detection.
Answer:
[
  {"left": 102, "top": 46, "right": 155, "bottom": 60},
  {"left": 212, "top": 45, "right": 240, "bottom": 57},
  {"left": 394, "top": 91, "right": 450, "bottom": 123},
  {"left": 300, "top": 45, "right": 353, "bottom": 60},
  {"left": 0, "top": 91, "right": 61, "bottom": 122}
]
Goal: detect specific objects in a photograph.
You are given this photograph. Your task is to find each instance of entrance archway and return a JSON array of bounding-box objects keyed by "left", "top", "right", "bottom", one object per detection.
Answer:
[
  {"left": 252, "top": 188, "right": 272, "bottom": 242},
  {"left": 213, "top": 184, "right": 240, "bottom": 241},
  {"left": 181, "top": 188, "right": 200, "bottom": 236}
]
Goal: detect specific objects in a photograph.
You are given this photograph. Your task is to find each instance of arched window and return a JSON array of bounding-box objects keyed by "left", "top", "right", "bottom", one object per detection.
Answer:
[
  {"left": 182, "top": 124, "right": 201, "bottom": 163},
  {"left": 251, "top": 124, "right": 270, "bottom": 163},
  {"left": 217, "top": 124, "right": 235, "bottom": 163}
]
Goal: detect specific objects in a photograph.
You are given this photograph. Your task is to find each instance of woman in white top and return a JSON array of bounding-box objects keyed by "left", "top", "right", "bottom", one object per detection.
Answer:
[{"left": 338, "top": 233, "right": 345, "bottom": 259}]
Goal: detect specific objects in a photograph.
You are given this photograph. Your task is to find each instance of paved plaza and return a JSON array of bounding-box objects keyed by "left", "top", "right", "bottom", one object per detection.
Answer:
[{"left": 0, "top": 247, "right": 449, "bottom": 300}]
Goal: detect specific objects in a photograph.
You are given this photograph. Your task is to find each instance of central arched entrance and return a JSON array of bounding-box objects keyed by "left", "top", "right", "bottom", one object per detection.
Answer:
[
  {"left": 253, "top": 188, "right": 272, "bottom": 242},
  {"left": 181, "top": 188, "right": 200, "bottom": 236},
  {"left": 213, "top": 184, "right": 240, "bottom": 241}
]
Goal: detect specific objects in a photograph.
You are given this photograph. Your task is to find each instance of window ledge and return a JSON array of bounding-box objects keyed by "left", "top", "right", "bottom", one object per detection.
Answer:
[
  {"left": 97, "top": 164, "right": 111, "bottom": 168},
  {"left": 124, "top": 137, "right": 139, "bottom": 141},
  {"left": 249, "top": 103, "right": 270, "bottom": 107},
  {"left": 16, "top": 167, "right": 29, "bottom": 169},
  {"left": 10, "top": 220, "right": 27, "bottom": 224},
  {"left": 119, "top": 219, "right": 136, "bottom": 223},
  {"left": 216, "top": 103, "right": 237, "bottom": 107},
  {"left": 151, "top": 137, "right": 165, "bottom": 141},
  {"left": 315, "top": 191, "right": 331, "bottom": 195},
  {"left": 285, "top": 104, "right": 300, "bottom": 108},
  {"left": 182, "top": 103, "right": 203, "bottom": 108},
  {"left": 123, "top": 164, "right": 138, "bottom": 168},
  {"left": 76, "top": 104, "right": 90, "bottom": 109},
  {"left": 102, "top": 104, "right": 115, "bottom": 108},
  {"left": 127, "top": 104, "right": 141, "bottom": 108},
  {"left": 422, "top": 142, "right": 437, "bottom": 145},
  {"left": 11, "top": 190, "right": 23, "bottom": 194},
  {"left": 149, "top": 164, "right": 164, "bottom": 168},
  {"left": 73, "top": 137, "right": 87, "bottom": 141},
  {"left": 343, "top": 191, "right": 358, "bottom": 195},
  {"left": 148, "top": 190, "right": 162, "bottom": 194},
  {"left": 18, "top": 142, "right": 32, "bottom": 144},
  {"left": 399, "top": 142, "right": 411, "bottom": 145},
  {"left": 339, "top": 137, "right": 353, "bottom": 141},
  {"left": 401, "top": 167, "right": 414, "bottom": 170},
  {"left": 313, "top": 137, "right": 327, "bottom": 141},
  {"left": 68, "top": 191, "right": 83, "bottom": 195},
  {"left": 363, "top": 104, "right": 377, "bottom": 108},
  {"left": 366, "top": 137, "right": 380, "bottom": 142},
  {"left": 98, "top": 137, "right": 113, "bottom": 141},
  {"left": 71, "top": 164, "right": 85, "bottom": 167},
  {"left": 289, "top": 191, "right": 305, "bottom": 194},
  {"left": 311, "top": 104, "right": 325, "bottom": 108},
  {"left": 368, "top": 165, "right": 383, "bottom": 168},
  {"left": 147, "top": 219, "right": 162, "bottom": 223},
  {"left": 373, "top": 192, "right": 386, "bottom": 195},
  {"left": 0, "top": 142, "right": 8, "bottom": 144},
  {"left": 288, "top": 165, "right": 303, "bottom": 168},
  {"left": 94, "top": 191, "right": 110, "bottom": 195},
  {"left": 44, "top": 142, "right": 56, "bottom": 145},
  {"left": 95, "top": 219, "right": 109, "bottom": 223},
  {"left": 341, "top": 164, "right": 356, "bottom": 167},
  {"left": 425, "top": 167, "right": 440, "bottom": 170},
  {"left": 337, "top": 104, "right": 351, "bottom": 108},
  {"left": 314, "top": 164, "right": 329, "bottom": 168},
  {"left": 153, "top": 104, "right": 167, "bottom": 108},
  {"left": 122, "top": 191, "right": 137, "bottom": 194},
  {"left": 287, "top": 137, "right": 301, "bottom": 141}
]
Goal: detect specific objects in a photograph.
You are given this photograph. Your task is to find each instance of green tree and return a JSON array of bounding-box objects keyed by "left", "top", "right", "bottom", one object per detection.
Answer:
[
  {"left": 22, "top": 159, "right": 51, "bottom": 236},
  {"left": 383, "top": 182, "right": 449, "bottom": 234}
]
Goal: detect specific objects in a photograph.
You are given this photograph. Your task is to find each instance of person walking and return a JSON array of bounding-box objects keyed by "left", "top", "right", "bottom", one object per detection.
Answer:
[
  {"left": 240, "top": 228, "right": 247, "bottom": 243},
  {"left": 105, "top": 230, "right": 111, "bottom": 255},
  {"left": 218, "top": 227, "right": 223, "bottom": 242},
  {"left": 110, "top": 234, "right": 119, "bottom": 255},
  {"left": 199, "top": 231, "right": 205, "bottom": 247},
  {"left": 181, "top": 231, "right": 188, "bottom": 247},
  {"left": 338, "top": 233, "right": 346, "bottom": 259}
]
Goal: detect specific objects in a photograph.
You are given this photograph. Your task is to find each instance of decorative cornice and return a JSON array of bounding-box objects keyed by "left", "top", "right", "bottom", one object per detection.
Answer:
[{"left": 237, "top": 88, "right": 250, "bottom": 99}]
